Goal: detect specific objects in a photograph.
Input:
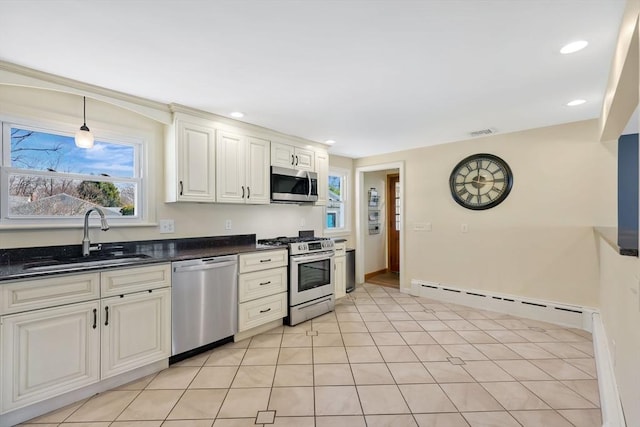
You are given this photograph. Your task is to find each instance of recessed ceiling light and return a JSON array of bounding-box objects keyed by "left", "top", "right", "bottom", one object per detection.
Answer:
[
  {"left": 567, "top": 99, "right": 586, "bottom": 106},
  {"left": 230, "top": 111, "right": 244, "bottom": 118},
  {"left": 560, "top": 40, "right": 588, "bottom": 54},
  {"left": 325, "top": 140, "right": 336, "bottom": 145}
]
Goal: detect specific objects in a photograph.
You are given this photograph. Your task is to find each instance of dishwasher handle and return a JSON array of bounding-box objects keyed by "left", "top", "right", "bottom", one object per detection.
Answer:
[{"left": 173, "top": 259, "right": 237, "bottom": 273}]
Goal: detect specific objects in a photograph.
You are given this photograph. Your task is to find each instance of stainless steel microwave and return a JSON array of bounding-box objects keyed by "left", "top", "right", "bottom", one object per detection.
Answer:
[{"left": 271, "top": 166, "right": 319, "bottom": 203}]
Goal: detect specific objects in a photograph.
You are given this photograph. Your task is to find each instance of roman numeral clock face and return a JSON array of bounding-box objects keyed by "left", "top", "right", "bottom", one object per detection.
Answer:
[{"left": 449, "top": 153, "right": 513, "bottom": 210}]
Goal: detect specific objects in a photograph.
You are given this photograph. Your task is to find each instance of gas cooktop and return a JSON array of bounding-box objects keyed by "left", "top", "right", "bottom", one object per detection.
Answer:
[{"left": 258, "top": 236, "right": 331, "bottom": 246}]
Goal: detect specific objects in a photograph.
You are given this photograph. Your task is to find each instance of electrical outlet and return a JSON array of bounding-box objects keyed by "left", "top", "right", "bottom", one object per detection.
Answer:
[
  {"left": 461, "top": 223, "right": 468, "bottom": 233},
  {"left": 159, "top": 219, "right": 175, "bottom": 234},
  {"left": 225, "top": 219, "right": 232, "bottom": 230}
]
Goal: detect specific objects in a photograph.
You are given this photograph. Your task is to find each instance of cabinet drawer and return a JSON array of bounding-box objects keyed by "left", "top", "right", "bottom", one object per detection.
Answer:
[
  {"left": 239, "top": 250, "right": 287, "bottom": 273},
  {"left": 0, "top": 273, "right": 100, "bottom": 315},
  {"left": 238, "top": 292, "right": 287, "bottom": 332},
  {"left": 101, "top": 263, "right": 171, "bottom": 297},
  {"left": 334, "top": 242, "right": 346, "bottom": 256},
  {"left": 239, "top": 267, "right": 287, "bottom": 303}
]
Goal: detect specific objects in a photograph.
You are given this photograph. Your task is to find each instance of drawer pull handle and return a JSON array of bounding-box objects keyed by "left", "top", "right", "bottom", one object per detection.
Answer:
[
  {"left": 92, "top": 308, "right": 97, "bottom": 329},
  {"left": 260, "top": 259, "right": 271, "bottom": 263},
  {"left": 259, "top": 308, "right": 272, "bottom": 313},
  {"left": 259, "top": 281, "right": 272, "bottom": 286},
  {"left": 104, "top": 306, "right": 109, "bottom": 326}
]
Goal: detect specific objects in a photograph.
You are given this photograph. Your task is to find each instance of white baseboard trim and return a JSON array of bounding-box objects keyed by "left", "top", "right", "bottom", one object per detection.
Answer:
[
  {"left": 592, "top": 312, "right": 626, "bottom": 427},
  {"left": 410, "top": 279, "right": 596, "bottom": 331}
]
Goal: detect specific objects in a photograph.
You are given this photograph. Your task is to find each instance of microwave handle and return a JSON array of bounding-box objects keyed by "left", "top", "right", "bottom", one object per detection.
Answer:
[{"left": 307, "top": 171, "right": 311, "bottom": 198}]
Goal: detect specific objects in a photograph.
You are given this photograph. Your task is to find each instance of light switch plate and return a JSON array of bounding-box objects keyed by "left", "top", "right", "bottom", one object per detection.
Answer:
[{"left": 225, "top": 219, "right": 232, "bottom": 230}]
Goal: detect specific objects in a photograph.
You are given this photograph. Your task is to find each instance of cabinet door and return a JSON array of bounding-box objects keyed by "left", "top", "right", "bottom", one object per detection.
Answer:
[
  {"left": 294, "top": 147, "right": 315, "bottom": 171},
  {"left": 271, "top": 142, "right": 295, "bottom": 168},
  {"left": 245, "top": 136, "right": 271, "bottom": 204},
  {"left": 334, "top": 256, "right": 346, "bottom": 299},
  {"left": 216, "top": 131, "right": 246, "bottom": 203},
  {"left": 315, "top": 150, "right": 329, "bottom": 206},
  {"left": 1, "top": 301, "right": 100, "bottom": 412},
  {"left": 101, "top": 288, "right": 171, "bottom": 379},
  {"left": 177, "top": 120, "right": 216, "bottom": 202}
]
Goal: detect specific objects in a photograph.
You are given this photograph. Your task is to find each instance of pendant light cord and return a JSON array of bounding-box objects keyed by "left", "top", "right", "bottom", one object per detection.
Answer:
[{"left": 83, "top": 96, "right": 87, "bottom": 126}]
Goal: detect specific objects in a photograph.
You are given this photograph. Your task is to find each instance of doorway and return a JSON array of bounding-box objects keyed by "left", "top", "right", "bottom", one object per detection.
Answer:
[{"left": 355, "top": 162, "right": 404, "bottom": 290}]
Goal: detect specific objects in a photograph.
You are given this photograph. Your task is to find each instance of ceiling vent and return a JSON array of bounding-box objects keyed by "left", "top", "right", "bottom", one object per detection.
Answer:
[{"left": 469, "top": 128, "right": 497, "bottom": 137}]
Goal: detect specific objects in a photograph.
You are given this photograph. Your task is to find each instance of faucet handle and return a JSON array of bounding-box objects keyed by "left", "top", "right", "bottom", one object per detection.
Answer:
[{"left": 89, "top": 243, "right": 102, "bottom": 253}]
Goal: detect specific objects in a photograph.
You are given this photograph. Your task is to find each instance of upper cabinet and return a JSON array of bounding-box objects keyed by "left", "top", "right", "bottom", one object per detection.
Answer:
[
  {"left": 165, "top": 115, "right": 216, "bottom": 202},
  {"left": 315, "top": 149, "right": 329, "bottom": 206},
  {"left": 271, "top": 142, "right": 315, "bottom": 172},
  {"left": 216, "top": 131, "right": 270, "bottom": 204}
]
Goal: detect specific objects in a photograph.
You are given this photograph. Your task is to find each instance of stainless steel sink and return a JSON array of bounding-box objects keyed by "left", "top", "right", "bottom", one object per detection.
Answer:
[{"left": 23, "top": 253, "right": 152, "bottom": 272}]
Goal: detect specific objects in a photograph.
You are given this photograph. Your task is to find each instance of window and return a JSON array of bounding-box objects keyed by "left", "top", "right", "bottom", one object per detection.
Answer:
[
  {"left": 1, "top": 122, "right": 143, "bottom": 225},
  {"left": 326, "top": 168, "right": 349, "bottom": 231}
]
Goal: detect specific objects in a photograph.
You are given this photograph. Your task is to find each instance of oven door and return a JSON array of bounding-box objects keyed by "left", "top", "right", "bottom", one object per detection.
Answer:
[{"left": 290, "top": 251, "right": 334, "bottom": 306}]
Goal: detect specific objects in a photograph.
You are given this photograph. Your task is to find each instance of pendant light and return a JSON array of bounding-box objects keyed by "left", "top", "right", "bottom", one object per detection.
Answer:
[{"left": 74, "top": 96, "right": 94, "bottom": 148}]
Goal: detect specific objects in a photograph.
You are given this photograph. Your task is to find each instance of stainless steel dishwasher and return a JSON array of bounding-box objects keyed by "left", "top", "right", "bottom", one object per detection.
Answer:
[{"left": 171, "top": 255, "right": 238, "bottom": 360}]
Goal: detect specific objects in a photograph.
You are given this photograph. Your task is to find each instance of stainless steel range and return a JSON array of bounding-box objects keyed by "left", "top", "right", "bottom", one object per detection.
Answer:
[{"left": 258, "top": 236, "right": 335, "bottom": 325}]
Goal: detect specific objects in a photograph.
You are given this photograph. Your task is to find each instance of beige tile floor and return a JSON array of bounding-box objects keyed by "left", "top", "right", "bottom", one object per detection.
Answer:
[{"left": 23, "top": 283, "right": 601, "bottom": 427}]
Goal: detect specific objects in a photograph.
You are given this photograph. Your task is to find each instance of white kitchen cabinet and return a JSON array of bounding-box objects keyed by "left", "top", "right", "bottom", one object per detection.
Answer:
[
  {"left": 100, "top": 287, "right": 171, "bottom": 379},
  {"left": 0, "top": 263, "right": 172, "bottom": 417},
  {"left": 271, "top": 141, "right": 315, "bottom": 171},
  {"left": 315, "top": 149, "right": 329, "bottom": 206},
  {"left": 216, "top": 131, "right": 270, "bottom": 204},
  {"left": 237, "top": 250, "right": 288, "bottom": 337},
  {"left": 165, "top": 115, "right": 216, "bottom": 202},
  {"left": 334, "top": 242, "right": 347, "bottom": 299},
  {"left": 1, "top": 300, "right": 101, "bottom": 413}
]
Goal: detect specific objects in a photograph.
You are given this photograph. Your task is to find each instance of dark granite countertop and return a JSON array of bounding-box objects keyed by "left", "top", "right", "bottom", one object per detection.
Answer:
[{"left": 0, "top": 234, "right": 284, "bottom": 282}]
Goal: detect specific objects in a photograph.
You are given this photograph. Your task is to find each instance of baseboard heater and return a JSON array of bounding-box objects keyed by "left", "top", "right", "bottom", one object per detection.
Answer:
[{"left": 411, "top": 279, "right": 595, "bottom": 331}]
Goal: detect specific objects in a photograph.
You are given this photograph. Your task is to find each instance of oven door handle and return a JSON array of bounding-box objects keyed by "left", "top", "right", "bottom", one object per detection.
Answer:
[{"left": 291, "top": 252, "right": 335, "bottom": 264}]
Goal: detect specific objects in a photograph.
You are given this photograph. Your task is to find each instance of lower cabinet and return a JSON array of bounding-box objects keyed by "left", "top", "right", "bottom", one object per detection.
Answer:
[
  {"left": 0, "top": 264, "right": 172, "bottom": 416},
  {"left": 237, "top": 250, "right": 288, "bottom": 337},
  {"left": 1, "top": 301, "right": 101, "bottom": 413},
  {"left": 100, "top": 288, "right": 171, "bottom": 379},
  {"left": 334, "top": 242, "right": 347, "bottom": 299}
]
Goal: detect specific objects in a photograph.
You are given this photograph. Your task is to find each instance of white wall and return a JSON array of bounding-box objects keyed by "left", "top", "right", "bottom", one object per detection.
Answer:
[
  {"left": 363, "top": 170, "right": 387, "bottom": 274},
  {"left": 355, "top": 119, "right": 617, "bottom": 307},
  {"left": 0, "top": 85, "right": 324, "bottom": 249},
  {"left": 597, "top": 234, "right": 640, "bottom": 426}
]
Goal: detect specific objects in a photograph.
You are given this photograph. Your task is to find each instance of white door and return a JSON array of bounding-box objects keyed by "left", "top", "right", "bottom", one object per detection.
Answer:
[
  {"left": 216, "top": 131, "right": 246, "bottom": 203},
  {"left": 100, "top": 288, "right": 171, "bottom": 379},
  {"left": 178, "top": 120, "right": 216, "bottom": 202},
  {"left": 245, "top": 136, "right": 270, "bottom": 204},
  {"left": 1, "top": 301, "right": 100, "bottom": 412}
]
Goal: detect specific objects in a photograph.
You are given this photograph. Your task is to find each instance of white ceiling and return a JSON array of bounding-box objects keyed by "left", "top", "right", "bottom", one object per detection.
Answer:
[{"left": 0, "top": 0, "right": 628, "bottom": 158}]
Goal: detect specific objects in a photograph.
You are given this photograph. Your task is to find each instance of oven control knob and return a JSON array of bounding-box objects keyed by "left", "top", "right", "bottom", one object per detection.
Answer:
[{"left": 298, "top": 244, "right": 304, "bottom": 250}]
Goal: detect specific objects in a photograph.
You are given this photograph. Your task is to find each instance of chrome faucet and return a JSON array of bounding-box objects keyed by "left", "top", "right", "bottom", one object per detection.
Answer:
[{"left": 82, "top": 207, "right": 110, "bottom": 256}]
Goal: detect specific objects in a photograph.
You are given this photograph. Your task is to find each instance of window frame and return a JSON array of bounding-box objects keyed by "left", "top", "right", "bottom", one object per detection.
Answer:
[
  {"left": 0, "top": 116, "right": 147, "bottom": 228},
  {"left": 324, "top": 166, "right": 350, "bottom": 234}
]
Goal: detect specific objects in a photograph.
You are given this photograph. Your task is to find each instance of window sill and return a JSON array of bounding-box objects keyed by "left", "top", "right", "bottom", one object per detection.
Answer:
[
  {"left": 0, "top": 222, "right": 159, "bottom": 231},
  {"left": 323, "top": 229, "right": 351, "bottom": 237}
]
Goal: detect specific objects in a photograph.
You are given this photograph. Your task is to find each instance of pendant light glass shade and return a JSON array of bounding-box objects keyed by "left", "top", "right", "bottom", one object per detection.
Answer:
[{"left": 75, "top": 96, "right": 94, "bottom": 148}]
